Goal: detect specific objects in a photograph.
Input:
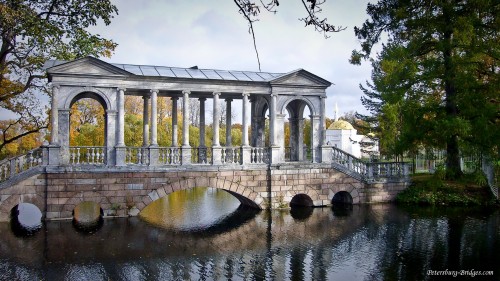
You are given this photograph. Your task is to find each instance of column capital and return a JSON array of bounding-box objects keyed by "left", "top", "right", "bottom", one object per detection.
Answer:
[
  {"left": 117, "top": 87, "right": 126, "bottom": 92},
  {"left": 51, "top": 83, "right": 61, "bottom": 90},
  {"left": 213, "top": 92, "right": 221, "bottom": 97},
  {"left": 182, "top": 90, "right": 191, "bottom": 95},
  {"left": 199, "top": 97, "right": 207, "bottom": 102},
  {"left": 142, "top": 93, "right": 151, "bottom": 99},
  {"left": 271, "top": 93, "right": 279, "bottom": 98},
  {"left": 319, "top": 95, "right": 327, "bottom": 99},
  {"left": 150, "top": 89, "right": 159, "bottom": 94},
  {"left": 225, "top": 98, "right": 233, "bottom": 102},
  {"left": 242, "top": 92, "right": 250, "bottom": 97},
  {"left": 171, "top": 96, "right": 179, "bottom": 101}
]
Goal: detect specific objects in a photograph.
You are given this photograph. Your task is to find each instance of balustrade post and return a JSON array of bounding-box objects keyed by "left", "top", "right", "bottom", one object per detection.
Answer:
[
  {"left": 241, "top": 146, "right": 252, "bottom": 165},
  {"left": 367, "top": 163, "right": 374, "bottom": 181},
  {"left": 321, "top": 145, "right": 333, "bottom": 164},
  {"left": 149, "top": 146, "right": 159, "bottom": 166}
]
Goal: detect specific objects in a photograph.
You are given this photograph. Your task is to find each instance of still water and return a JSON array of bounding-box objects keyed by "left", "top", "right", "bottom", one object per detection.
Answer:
[{"left": 1, "top": 187, "right": 499, "bottom": 281}]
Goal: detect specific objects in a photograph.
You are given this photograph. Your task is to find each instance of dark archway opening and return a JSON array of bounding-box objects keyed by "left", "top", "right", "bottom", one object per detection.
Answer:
[
  {"left": 331, "top": 191, "right": 354, "bottom": 216},
  {"left": 290, "top": 194, "right": 314, "bottom": 207},
  {"left": 72, "top": 201, "right": 104, "bottom": 233},
  {"left": 10, "top": 203, "right": 42, "bottom": 236}
]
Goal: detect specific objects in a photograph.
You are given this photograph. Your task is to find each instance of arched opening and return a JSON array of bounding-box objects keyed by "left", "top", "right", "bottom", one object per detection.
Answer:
[
  {"left": 332, "top": 191, "right": 353, "bottom": 205},
  {"left": 290, "top": 193, "right": 314, "bottom": 207},
  {"left": 139, "top": 187, "right": 259, "bottom": 232},
  {"left": 10, "top": 203, "right": 42, "bottom": 236},
  {"left": 73, "top": 201, "right": 103, "bottom": 232},
  {"left": 284, "top": 99, "right": 313, "bottom": 162},
  {"left": 69, "top": 92, "right": 107, "bottom": 165}
]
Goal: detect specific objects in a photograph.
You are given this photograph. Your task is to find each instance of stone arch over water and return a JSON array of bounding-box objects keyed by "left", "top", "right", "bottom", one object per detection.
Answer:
[
  {"left": 139, "top": 177, "right": 263, "bottom": 212},
  {"left": 0, "top": 194, "right": 45, "bottom": 222}
]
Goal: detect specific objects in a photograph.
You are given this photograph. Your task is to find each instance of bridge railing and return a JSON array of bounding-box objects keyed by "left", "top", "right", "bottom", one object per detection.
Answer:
[
  {"left": 0, "top": 148, "right": 44, "bottom": 182},
  {"left": 330, "top": 146, "right": 409, "bottom": 183},
  {"left": 191, "top": 147, "right": 212, "bottom": 164},
  {"left": 125, "top": 147, "right": 150, "bottom": 165},
  {"left": 221, "top": 147, "right": 242, "bottom": 164},
  {"left": 250, "top": 147, "right": 269, "bottom": 164},
  {"left": 69, "top": 146, "right": 106, "bottom": 165},
  {"left": 158, "top": 147, "right": 181, "bottom": 165}
]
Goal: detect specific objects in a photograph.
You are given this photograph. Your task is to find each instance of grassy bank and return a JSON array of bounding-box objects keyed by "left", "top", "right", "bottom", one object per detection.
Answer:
[{"left": 395, "top": 174, "right": 498, "bottom": 206}]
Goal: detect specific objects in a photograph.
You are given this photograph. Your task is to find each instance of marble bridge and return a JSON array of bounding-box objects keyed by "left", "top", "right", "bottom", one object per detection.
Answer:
[{"left": 0, "top": 57, "right": 410, "bottom": 222}]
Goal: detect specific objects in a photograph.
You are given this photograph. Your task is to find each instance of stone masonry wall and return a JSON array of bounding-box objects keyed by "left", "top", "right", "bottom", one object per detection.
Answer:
[{"left": 0, "top": 164, "right": 409, "bottom": 222}]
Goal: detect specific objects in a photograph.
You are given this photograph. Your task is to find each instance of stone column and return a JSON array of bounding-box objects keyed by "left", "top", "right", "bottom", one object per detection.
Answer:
[
  {"left": 212, "top": 92, "right": 222, "bottom": 164},
  {"left": 289, "top": 117, "right": 298, "bottom": 161},
  {"left": 225, "top": 98, "right": 232, "bottom": 146},
  {"left": 150, "top": 89, "right": 158, "bottom": 146},
  {"left": 171, "top": 97, "right": 178, "bottom": 147},
  {"left": 212, "top": 92, "right": 221, "bottom": 147},
  {"left": 117, "top": 88, "right": 126, "bottom": 146},
  {"left": 276, "top": 113, "right": 286, "bottom": 161},
  {"left": 181, "top": 90, "right": 191, "bottom": 164},
  {"left": 311, "top": 114, "right": 321, "bottom": 163},
  {"left": 198, "top": 97, "right": 207, "bottom": 164},
  {"left": 242, "top": 93, "right": 250, "bottom": 146},
  {"left": 106, "top": 110, "right": 117, "bottom": 166},
  {"left": 50, "top": 84, "right": 60, "bottom": 145},
  {"left": 142, "top": 94, "right": 150, "bottom": 147},
  {"left": 48, "top": 84, "right": 61, "bottom": 165},
  {"left": 58, "top": 109, "right": 70, "bottom": 165},
  {"left": 319, "top": 95, "right": 332, "bottom": 163},
  {"left": 319, "top": 96, "right": 326, "bottom": 146},
  {"left": 149, "top": 90, "right": 159, "bottom": 165},
  {"left": 241, "top": 93, "right": 251, "bottom": 164},
  {"left": 269, "top": 93, "right": 277, "bottom": 146},
  {"left": 298, "top": 118, "right": 305, "bottom": 161},
  {"left": 269, "top": 93, "right": 281, "bottom": 163},
  {"left": 199, "top": 98, "right": 206, "bottom": 147}
]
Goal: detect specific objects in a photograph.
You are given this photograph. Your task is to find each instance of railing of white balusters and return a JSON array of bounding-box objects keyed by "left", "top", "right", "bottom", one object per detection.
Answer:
[
  {"left": 331, "top": 146, "right": 409, "bottom": 182},
  {"left": 159, "top": 147, "right": 181, "bottom": 165},
  {"left": 250, "top": 147, "right": 269, "bottom": 164},
  {"left": 191, "top": 147, "right": 212, "bottom": 164},
  {"left": 220, "top": 147, "right": 242, "bottom": 164},
  {"left": 69, "top": 146, "right": 106, "bottom": 165},
  {"left": 125, "top": 147, "right": 150, "bottom": 165},
  {"left": 0, "top": 148, "right": 44, "bottom": 183}
]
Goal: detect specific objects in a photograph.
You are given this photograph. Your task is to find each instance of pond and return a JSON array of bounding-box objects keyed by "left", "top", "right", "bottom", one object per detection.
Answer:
[{"left": 1, "top": 187, "right": 499, "bottom": 280}]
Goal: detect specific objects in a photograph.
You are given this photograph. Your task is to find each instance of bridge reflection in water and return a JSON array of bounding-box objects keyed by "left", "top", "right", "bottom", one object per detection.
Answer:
[{"left": 0, "top": 194, "right": 499, "bottom": 280}]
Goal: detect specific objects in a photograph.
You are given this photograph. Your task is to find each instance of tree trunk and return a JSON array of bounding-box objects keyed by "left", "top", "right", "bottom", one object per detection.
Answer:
[{"left": 443, "top": 5, "right": 462, "bottom": 180}]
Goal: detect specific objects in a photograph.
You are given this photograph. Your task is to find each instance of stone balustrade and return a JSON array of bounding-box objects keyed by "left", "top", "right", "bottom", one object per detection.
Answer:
[
  {"left": 69, "top": 146, "right": 106, "bottom": 165},
  {"left": 0, "top": 148, "right": 43, "bottom": 182}
]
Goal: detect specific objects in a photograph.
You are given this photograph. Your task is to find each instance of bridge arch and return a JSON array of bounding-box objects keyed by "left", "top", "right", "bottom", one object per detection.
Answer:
[
  {"left": 290, "top": 193, "right": 314, "bottom": 207},
  {"left": 60, "top": 191, "right": 110, "bottom": 218},
  {"left": 138, "top": 177, "right": 263, "bottom": 212},
  {"left": 0, "top": 194, "right": 45, "bottom": 222},
  {"left": 63, "top": 87, "right": 112, "bottom": 111}
]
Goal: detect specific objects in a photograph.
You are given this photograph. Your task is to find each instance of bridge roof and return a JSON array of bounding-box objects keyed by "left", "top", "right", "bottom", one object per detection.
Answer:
[{"left": 44, "top": 56, "right": 332, "bottom": 87}]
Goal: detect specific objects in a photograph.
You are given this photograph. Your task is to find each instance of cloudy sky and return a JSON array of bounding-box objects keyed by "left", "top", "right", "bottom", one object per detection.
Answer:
[{"left": 89, "top": 0, "right": 375, "bottom": 119}]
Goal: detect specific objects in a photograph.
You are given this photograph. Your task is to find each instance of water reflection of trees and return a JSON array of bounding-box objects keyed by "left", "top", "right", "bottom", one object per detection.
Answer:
[{"left": 0, "top": 206, "right": 498, "bottom": 280}]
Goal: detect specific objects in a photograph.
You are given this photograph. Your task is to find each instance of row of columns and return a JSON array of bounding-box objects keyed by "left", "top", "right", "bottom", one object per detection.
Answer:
[
  {"left": 49, "top": 84, "right": 327, "bottom": 166},
  {"left": 116, "top": 90, "right": 252, "bottom": 149}
]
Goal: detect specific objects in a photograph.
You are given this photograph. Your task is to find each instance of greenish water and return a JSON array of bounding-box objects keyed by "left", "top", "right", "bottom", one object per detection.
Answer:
[{"left": 1, "top": 188, "right": 499, "bottom": 280}]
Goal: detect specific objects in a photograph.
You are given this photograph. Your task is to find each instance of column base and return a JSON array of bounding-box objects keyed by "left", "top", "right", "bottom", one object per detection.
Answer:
[
  {"left": 321, "top": 145, "right": 333, "bottom": 164},
  {"left": 115, "top": 145, "right": 127, "bottom": 166},
  {"left": 181, "top": 146, "right": 191, "bottom": 165}
]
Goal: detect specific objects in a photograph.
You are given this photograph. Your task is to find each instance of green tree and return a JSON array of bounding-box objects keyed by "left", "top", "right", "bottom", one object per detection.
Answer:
[
  {"left": 0, "top": 0, "right": 118, "bottom": 156},
  {"left": 352, "top": 0, "right": 499, "bottom": 179}
]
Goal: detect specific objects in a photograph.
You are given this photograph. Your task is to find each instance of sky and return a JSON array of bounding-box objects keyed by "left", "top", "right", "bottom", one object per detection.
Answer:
[{"left": 88, "top": 0, "right": 375, "bottom": 120}]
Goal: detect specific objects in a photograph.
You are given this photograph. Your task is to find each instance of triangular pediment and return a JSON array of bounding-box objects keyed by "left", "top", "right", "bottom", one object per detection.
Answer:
[
  {"left": 46, "top": 56, "right": 131, "bottom": 77},
  {"left": 270, "top": 69, "right": 331, "bottom": 88}
]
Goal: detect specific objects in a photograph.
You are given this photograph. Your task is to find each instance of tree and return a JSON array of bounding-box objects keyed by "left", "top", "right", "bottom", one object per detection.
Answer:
[
  {"left": 0, "top": 0, "right": 118, "bottom": 156},
  {"left": 233, "top": 0, "right": 345, "bottom": 70},
  {"left": 351, "top": 0, "right": 499, "bottom": 179}
]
